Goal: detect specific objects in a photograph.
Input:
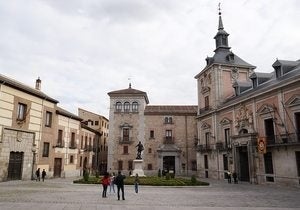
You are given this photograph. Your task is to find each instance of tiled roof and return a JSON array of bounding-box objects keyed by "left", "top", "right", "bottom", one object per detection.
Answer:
[
  {"left": 0, "top": 74, "right": 58, "bottom": 103},
  {"left": 145, "top": 105, "right": 197, "bottom": 115},
  {"left": 56, "top": 106, "right": 82, "bottom": 121},
  {"left": 108, "top": 85, "right": 149, "bottom": 104}
]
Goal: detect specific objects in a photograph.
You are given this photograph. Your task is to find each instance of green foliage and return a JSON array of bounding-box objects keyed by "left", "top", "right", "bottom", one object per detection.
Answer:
[
  {"left": 73, "top": 176, "right": 209, "bottom": 186},
  {"left": 158, "top": 169, "right": 161, "bottom": 177},
  {"left": 83, "top": 170, "right": 89, "bottom": 182},
  {"left": 191, "top": 175, "right": 197, "bottom": 185},
  {"left": 165, "top": 173, "right": 171, "bottom": 180}
]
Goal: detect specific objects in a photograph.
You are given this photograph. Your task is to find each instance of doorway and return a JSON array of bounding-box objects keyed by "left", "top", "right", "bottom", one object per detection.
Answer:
[
  {"left": 54, "top": 158, "right": 62, "bottom": 177},
  {"left": 7, "top": 152, "right": 24, "bottom": 180},
  {"left": 163, "top": 156, "right": 175, "bottom": 175},
  {"left": 238, "top": 146, "right": 249, "bottom": 181}
]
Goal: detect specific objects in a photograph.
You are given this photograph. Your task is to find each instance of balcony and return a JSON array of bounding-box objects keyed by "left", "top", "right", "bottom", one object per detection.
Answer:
[
  {"left": 53, "top": 141, "right": 64, "bottom": 148},
  {"left": 118, "top": 137, "right": 134, "bottom": 144},
  {"left": 265, "top": 133, "right": 300, "bottom": 146},
  {"left": 163, "top": 137, "right": 175, "bottom": 144},
  {"left": 215, "top": 142, "right": 232, "bottom": 151},
  {"left": 197, "top": 144, "right": 212, "bottom": 153}
]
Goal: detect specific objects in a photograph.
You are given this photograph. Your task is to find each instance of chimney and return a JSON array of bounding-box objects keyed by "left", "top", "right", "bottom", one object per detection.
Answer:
[{"left": 35, "top": 77, "right": 41, "bottom": 90}]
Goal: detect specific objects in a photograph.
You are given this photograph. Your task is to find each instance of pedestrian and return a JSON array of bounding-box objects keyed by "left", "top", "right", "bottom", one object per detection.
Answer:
[
  {"left": 114, "top": 170, "right": 126, "bottom": 200},
  {"left": 109, "top": 172, "right": 115, "bottom": 194},
  {"left": 227, "top": 171, "right": 232, "bottom": 183},
  {"left": 232, "top": 171, "right": 238, "bottom": 184},
  {"left": 42, "top": 169, "right": 47, "bottom": 182},
  {"left": 101, "top": 172, "right": 110, "bottom": 198},
  {"left": 35, "top": 168, "right": 40, "bottom": 181},
  {"left": 134, "top": 173, "right": 139, "bottom": 193}
]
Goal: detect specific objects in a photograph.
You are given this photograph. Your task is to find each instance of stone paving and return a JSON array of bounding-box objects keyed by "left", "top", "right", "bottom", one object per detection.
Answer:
[{"left": 0, "top": 177, "right": 299, "bottom": 210}]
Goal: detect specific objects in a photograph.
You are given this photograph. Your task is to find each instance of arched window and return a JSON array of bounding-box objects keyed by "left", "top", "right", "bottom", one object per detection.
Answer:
[
  {"left": 124, "top": 102, "right": 130, "bottom": 112},
  {"left": 116, "top": 102, "right": 122, "bottom": 112},
  {"left": 132, "top": 102, "right": 138, "bottom": 112}
]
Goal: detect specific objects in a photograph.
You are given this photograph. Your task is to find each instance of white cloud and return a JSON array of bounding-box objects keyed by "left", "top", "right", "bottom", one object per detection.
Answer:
[{"left": 0, "top": 0, "right": 299, "bottom": 118}]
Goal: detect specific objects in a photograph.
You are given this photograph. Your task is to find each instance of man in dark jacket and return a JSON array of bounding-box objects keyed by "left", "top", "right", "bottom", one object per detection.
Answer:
[{"left": 114, "top": 171, "right": 126, "bottom": 200}]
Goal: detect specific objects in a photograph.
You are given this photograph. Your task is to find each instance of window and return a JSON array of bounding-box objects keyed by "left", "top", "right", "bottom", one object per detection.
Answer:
[
  {"left": 70, "top": 155, "right": 74, "bottom": 164},
  {"left": 191, "top": 160, "right": 197, "bottom": 171},
  {"left": 164, "top": 116, "right": 173, "bottom": 124},
  {"left": 147, "top": 164, "right": 153, "bottom": 170},
  {"left": 132, "top": 102, "right": 138, "bottom": 112},
  {"left": 95, "top": 121, "right": 99, "bottom": 126},
  {"left": 80, "top": 156, "right": 82, "bottom": 167},
  {"left": 81, "top": 136, "right": 83, "bottom": 149},
  {"left": 150, "top": 130, "right": 154, "bottom": 139},
  {"left": 42, "top": 142, "right": 50, "bottom": 157},
  {"left": 116, "top": 102, "right": 122, "bottom": 112},
  {"left": 123, "top": 145, "right": 128, "bottom": 154},
  {"left": 124, "top": 102, "right": 130, "bottom": 112},
  {"left": 166, "top": 130, "right": 172, "bottom": 138},
  {"left": 128, "top": 160, "right": 133, "bottom": 170},
  {"left": 224, "top": 128, "right": 230, "bottom": 148},
  {"left": 85, "top": 136, "right": 87, "bottom": 149},
  {"left": 17, "top": 103, "right": 27, "bottom": 121},
  {"left": 123, "top": 128, "right": 130, "bottom": 142},
  {"left": 118, "top": 160, "right": 123, "bottom": 171},
  {"left": 70, "top": 132, "right": 76, "bottom": 148},
  {"left": 57, "top": 130, "right": 63, "bottom": 147},
  {"left": 45, "top": 111, "right": 52, "bottom": 127},
  {"left": 148, "top": 148, "right": 152, "bottom": 153},
  {"left": 205, "top": 132, "right": 210, "bottom": 147},
  {"left": 204, "top": 96, "right": 209, "bottom": 110}
]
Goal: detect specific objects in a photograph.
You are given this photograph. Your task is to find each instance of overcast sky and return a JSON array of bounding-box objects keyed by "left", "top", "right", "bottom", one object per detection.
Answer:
[{"left": 0, "top": 0, "right": 299, "bottom": 118}]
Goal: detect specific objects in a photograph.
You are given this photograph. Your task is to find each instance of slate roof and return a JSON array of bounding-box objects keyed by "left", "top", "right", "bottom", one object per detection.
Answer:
[
  {"left": 220, "top": 59, "right": 300, "bottom": 108},
  {"left": 144, "top": 105, "right": 197, "bottom": 115},
  {"left": 0, "top": 74, "right": 58, "bottom": 103},
  {"left": 56, "top": 106, "right": 82, "bottom": 121},
  {"left": 108, "top": 85, "right": 149, "bottom": 104}
]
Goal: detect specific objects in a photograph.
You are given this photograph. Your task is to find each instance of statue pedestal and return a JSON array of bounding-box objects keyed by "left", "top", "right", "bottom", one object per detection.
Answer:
[{"left": 132, "top": 159, "right": 146, "bottom": 177}]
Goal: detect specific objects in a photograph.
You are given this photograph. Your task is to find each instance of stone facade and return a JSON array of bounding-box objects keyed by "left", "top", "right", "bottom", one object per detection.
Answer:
[
  {"left": 0, "top": 75, "right": 102, "bottom": 181},
  {"left": 107, "top": 85, "right": 198, "bottom": 176},
  {"left": 195, "top": 11, "right": 300, "bottom": 186}
]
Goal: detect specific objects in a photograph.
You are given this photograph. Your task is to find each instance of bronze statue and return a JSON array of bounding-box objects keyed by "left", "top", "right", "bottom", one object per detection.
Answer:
[{"left": 135, "top": 141, "right": 144, "bottom": 159}]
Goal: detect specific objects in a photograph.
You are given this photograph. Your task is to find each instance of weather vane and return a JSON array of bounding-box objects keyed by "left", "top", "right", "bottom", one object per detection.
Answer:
[{"left": 128, "top": 77, "right": 132, "bottom": 88}]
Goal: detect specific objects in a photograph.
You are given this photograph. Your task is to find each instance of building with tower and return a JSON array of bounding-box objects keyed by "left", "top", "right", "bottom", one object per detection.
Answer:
[
  {"left": 195, "top": 8, "right": 300, "bottom": 185},
  {"left": 107, "top": 84, "right": 198, "bottom": 176}
]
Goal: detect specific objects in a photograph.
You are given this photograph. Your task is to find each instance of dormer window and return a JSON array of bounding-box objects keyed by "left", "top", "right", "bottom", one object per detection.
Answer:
[{"left": 275, "top": 66, "right": 282, "bottom": 78}]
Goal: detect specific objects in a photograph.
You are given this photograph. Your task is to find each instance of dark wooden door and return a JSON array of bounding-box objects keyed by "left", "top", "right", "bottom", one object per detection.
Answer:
[
  {"left": 54, "top": 158, "right": 62, "bottom": 177},
  {"left": 7, "top": 152, "right": 24, "bottom": 180}
]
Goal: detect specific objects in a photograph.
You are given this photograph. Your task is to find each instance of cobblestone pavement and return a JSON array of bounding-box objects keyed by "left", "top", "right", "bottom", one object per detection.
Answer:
[{"left": 0, "top": 177, "right": 299, "bottom": 210}]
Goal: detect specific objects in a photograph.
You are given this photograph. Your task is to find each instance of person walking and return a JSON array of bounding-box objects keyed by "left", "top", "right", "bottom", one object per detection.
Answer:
[
  {"left": 101, "top": 172, "right": 110, "bottom": 198},
  {"left": 114, "top": 171, "right": 126, "bottom": 200},
  {"left": 227, "top": 171, "right": 232, "bottom": 183},
  {"left": 109, "top": 172, "right": 115, "bottom": 194},
  {"left": 134, "top": 173, "right": 139, "bottom": 193},
  {"left": 41, "top": 169, "right": 47, "bottom": 182},
  {"left": 232, "top": 171, "right": 238, "bottom": 184},
  {"left": 35, "top": 168, "right": 40, "bottom": 181}
]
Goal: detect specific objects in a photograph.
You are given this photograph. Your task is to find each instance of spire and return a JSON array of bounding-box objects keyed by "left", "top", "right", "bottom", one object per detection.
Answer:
[
  {"left": 214, "top": 3, "right": 230, "bottom": 52},
  {"left": 129, "top": 83, "right": 131, "bottom": 89},
  {"left": 218, "top": 3, "right": 224, "bottom": 30}
]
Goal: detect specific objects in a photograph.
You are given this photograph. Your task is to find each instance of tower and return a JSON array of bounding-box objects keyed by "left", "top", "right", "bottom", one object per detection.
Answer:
[{"left": 107, "top": 84, "right": 149, "bottom": 173}]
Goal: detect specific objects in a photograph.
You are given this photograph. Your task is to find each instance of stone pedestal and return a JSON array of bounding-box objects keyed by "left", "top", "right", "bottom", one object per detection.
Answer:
[{"left": 132, "top": 159, "right": 146, "bottom": 177}]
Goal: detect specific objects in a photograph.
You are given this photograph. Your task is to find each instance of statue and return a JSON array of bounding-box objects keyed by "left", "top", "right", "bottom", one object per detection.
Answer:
[{"left": 135, "top": 141, "right": 144, "bottom": 160}]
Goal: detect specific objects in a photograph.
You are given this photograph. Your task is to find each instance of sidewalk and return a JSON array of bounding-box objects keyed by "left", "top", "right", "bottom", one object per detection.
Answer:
[{"left": 0, "top": 177, "right": 299, "bottom": 210}]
